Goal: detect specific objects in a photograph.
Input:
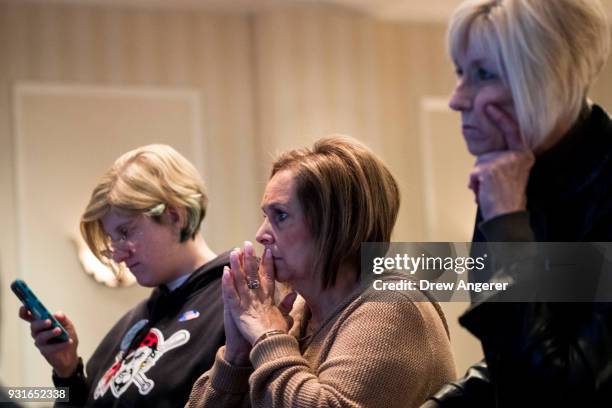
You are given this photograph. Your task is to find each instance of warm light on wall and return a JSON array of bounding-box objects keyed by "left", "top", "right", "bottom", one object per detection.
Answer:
[{"left": 71, "top": 236, "right": 136, "bottom": 288}]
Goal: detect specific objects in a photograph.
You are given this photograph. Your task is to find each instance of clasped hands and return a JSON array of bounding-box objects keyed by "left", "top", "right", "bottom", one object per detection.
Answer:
[{"left": 222, "top": 241, "right": 297, "bottom": 366}]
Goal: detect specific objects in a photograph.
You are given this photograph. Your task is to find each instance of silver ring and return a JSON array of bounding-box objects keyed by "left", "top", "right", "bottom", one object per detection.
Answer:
[{"left": 247, "top": 279, "right": 260, "bottom": 289}]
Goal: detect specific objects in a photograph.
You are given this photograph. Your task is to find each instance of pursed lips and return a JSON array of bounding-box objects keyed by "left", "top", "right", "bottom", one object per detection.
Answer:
[
  {"left": 461, "top": 115, "right": 477, "bottom": 130},
  {"left": 462, "top": 124, "right": 488, "bottom": 139}
]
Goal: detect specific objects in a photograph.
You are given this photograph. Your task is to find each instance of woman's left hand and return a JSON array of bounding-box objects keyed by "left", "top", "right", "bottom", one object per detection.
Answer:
[
  {"left": 469, "top": 104, "right": 535, "bottom": 221},
  {"left": 223, "top": 242, "right": 290, "bottom": 345}
]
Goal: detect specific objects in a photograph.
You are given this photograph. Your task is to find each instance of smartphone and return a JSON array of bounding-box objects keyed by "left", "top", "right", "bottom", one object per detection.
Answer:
[{"left": 11, "top": 279, "right": 70, "bottom": 343}]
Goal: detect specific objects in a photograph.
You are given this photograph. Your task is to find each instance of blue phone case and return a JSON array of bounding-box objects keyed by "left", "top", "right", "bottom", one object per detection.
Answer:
[{"left": 11, "top": 279, "right": 70, "bottom": 343}]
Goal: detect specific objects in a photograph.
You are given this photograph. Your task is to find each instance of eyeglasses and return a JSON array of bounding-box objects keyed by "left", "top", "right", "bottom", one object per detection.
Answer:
[
  {"left": 99, "top": 204, "right": 165, "bottom": 260},
  {"left": 101, "top": 219, "right": 138, "bottom": 259}
]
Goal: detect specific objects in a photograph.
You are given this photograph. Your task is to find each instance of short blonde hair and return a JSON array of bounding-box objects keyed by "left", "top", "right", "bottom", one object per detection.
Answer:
[
  {"left": 81, "top": 144, "right": 207, "bottom": 264},
  {"left": 271, "top": 136, "right": 400, "bottom": 289},
  {"left": 448, "top": 0, "right": 610, "bottom": 148}
]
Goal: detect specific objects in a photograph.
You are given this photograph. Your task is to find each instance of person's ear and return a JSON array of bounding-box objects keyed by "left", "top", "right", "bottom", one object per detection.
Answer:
[{"left": 164, "top": 205, "right": 186, "bottom": 237}]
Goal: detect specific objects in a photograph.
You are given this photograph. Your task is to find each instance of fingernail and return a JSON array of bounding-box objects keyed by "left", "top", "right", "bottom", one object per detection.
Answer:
[
  {"left": 244, "top": 241, "right": 254, "bottom": 256},
  {"left": 265, "top": 248, "right": 272, "bottom": 258}
]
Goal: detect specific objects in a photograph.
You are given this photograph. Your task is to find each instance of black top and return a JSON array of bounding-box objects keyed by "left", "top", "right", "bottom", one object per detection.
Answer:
[
  {"left": 54, "top": 252, "right": 229, "bottom": 408},
  {"left": 432, "top": 105, "right": 612, "bottom": 407}
]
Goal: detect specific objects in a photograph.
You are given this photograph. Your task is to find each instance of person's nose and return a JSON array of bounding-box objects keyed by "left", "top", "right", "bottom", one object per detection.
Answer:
[
  {"left": 255, "top": 218, "right": 274, "bottom": 247},
  {"left": 111, "top": 245, "right": 133, "bottom": 264},
  {"left": 449, "top": 79, "right": 473, "bottom": 112}
]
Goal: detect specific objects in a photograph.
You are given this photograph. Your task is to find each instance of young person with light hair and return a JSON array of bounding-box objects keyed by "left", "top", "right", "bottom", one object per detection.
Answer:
[
  {"left": 423, "top": 0, "right": 612, "bottom": 407},
  {"left": 20, "top": 144, "right": 229, "bottom": 407}
]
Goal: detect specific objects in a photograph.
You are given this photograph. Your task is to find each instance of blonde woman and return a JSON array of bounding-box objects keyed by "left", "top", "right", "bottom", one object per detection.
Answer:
[
  {"left": 187, "top": 136, "right": 456, "bottom": 408},
  {"left": 425, "top": 0, "right": 612, "bottom": 407},
  {"left": 19, "top": 145, "right": 229, "bottom": 407}
]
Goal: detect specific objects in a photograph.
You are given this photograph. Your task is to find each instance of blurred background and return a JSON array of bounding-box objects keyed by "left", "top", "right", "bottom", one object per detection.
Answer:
[{"left": 1, "top": 0, "right": 611, "bottom": 391}]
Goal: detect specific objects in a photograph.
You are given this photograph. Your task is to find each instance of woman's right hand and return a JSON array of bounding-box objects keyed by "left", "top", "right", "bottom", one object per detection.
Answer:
[
  {"left": 19, "top": 306, "right": 80, "bottom": 378},
  {"left": 221, "top": 248, "right": 252, "bottom": 366},
  {"left": 469, "top": 104, "right": 534, "bottom": 221},
  {"left": 222, "top": 265, "right": 252, "bottom": 366}
]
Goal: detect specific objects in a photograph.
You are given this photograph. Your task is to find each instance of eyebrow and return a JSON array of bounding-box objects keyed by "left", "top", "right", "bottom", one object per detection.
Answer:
[
  {"left": 472, "top": 57, "right": 487, "bottom": 63},
  {"left": 261, "top": 202, "right": 288, "bottom": 211},
  {"left": 454, "top": 58, "right": 488, "bottom": 66}
]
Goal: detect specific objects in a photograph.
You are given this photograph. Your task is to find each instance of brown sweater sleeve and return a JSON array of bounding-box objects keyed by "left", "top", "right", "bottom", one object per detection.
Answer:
[
  {"left": 187, "top": 294, "right": 454, "bottom": 408},
  {"left": 252, "top": 297, "right": 452, "bottom": 407},
  {"left": 185, "top": 346, "right": 253, "bottom": 408}
]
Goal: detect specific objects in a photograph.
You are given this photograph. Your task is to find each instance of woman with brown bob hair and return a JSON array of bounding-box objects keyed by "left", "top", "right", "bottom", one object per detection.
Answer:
[{"left": 187, "top": 136, "right": 456, "bottom": 407}]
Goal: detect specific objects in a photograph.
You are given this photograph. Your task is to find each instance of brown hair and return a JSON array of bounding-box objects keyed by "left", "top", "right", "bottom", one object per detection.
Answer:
[{"left": 271, "top": 135, "right": 400, "bottom": 289}]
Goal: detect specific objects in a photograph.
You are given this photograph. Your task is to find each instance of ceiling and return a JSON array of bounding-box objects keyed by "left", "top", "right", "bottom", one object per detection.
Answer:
[{"left": 5, "top": 0, "right": 612, "bottom": 22}]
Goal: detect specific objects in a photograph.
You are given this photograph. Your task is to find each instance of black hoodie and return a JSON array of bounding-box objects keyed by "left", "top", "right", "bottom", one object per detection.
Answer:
[{"left": 54, "top": 252, "right": 229, "bottom": 407}]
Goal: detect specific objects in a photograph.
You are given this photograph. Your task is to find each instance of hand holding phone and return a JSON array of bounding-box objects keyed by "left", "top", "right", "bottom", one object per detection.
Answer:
[
  {"left": 12, "top": 279, "right": 70, "bottom": 343},
  {"left": 13, "top": 279, "right": 80, "bottom": 377}
]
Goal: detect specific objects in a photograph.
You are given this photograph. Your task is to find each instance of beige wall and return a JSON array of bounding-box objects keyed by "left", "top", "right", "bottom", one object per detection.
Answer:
[
  {"left": 13, "top": 83, "right": 209, "bottom": 387},
  {"left": 1, "top": 0, "right": 612, "bottom": 389},
  {"left": 0, "top": 2, "right": 261, "bottom": 386}
]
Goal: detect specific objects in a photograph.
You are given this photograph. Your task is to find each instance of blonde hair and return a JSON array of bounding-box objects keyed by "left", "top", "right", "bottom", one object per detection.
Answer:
[
  {"left": 81, "top": 144, "right": 207, "bottom": 265},
  {"left": 448, "top": 0, "right": 610, "bottom": 148},
  {"left": 271, "top": 135, "right": 400, "bottom": 289}
]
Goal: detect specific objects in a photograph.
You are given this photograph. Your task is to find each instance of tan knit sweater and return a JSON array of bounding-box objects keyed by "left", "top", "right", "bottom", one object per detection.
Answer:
[{"left": 186, "top": 280, "right": 456, "bottom": 408}]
